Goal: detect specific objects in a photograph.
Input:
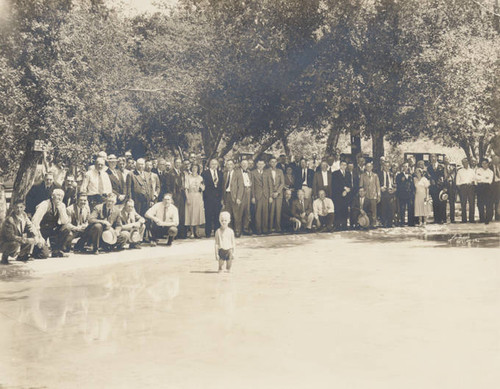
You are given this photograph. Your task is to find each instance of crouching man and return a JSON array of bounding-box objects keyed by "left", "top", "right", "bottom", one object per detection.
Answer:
[
  {"left": 119, "top": 199, "right": 146, "bottom": 249},
  {"left": 32, "top": 189, "right": 73, "bottom": 258},
  {"left": 292, "top": 189, "right": 315, "bottom": 232},
  {"left": 66, "top": 192, "right": 91, "bottom": 253},
  {"left": 145, "top": 193, "right": 178, "bottom": 247},
  {"left": 88, "top": 194, "right": 127, "bottom": 254},
  {"left": 1, "top": 200, "right": 46, "bottom": 264}
]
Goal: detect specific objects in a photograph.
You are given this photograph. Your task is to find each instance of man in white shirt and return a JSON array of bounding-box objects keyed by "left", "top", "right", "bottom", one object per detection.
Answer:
[
  {"left": 491, "top": 156, "right": 500, "bottom": 221},
  {"left": 456, "top": 158, "right": 476, "bottom": 223},
  {"left": 145, "top": 193, "right": 179, "bottom": 246},
  {"left": 297, "top": 158, "right": 314, "bottom": 201},
  {"left": 81, "top": 157, "right": 113, "bottom": 210},
  {"left": 313, "top": 189, "right": 335, "bottom": 232},
  {"left": 475, "top": 158, "right": 494, "bottom": 224}
]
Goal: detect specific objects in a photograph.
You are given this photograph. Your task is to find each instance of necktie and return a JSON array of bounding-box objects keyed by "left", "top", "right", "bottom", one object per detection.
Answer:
[
  {"left": 303, "top": 169, "right": 306, "bottom": 181},
  {"left": 163, "top": 205, "right": 168, "bottom": 222},
  {"left": 98, "top": 171, "right": 104, "bottom": 194},
  {"left": 213, "top": 171, "right": 218, "bottom": 186},
  {"left": 226, "top": 172, "right": 231, "bottom": 190},
  {"left": 78, "top": 207, "right": 83, "bottom": 225},
  {"left": 321, "top": 199, "right": 326, "bottom": 215},
  {"left": 301, "top": 200, "right": 304, "bottom": 211},
  {"left": 386, "top": 172, "right": 389, "bottom": 188}
]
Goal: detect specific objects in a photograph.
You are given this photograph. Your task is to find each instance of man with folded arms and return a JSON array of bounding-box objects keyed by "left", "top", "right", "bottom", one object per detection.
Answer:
[
  {"left": 88, "top": 194, "right": 127, "bottom": 254},
  {"left": 119, "top": 199, "right": 146, "bottom": 249},
  {"left": 1, "top": 200, "right": 45, "bottom": 264},
  {"left": 313, "top": 189, "right": 335, "bottom": 232},
  {"left": 145, "top": 193, "right": 179, "bottom": 247},
  {"left": 32, "top": 188, "right": 73, "bottom": 258}
]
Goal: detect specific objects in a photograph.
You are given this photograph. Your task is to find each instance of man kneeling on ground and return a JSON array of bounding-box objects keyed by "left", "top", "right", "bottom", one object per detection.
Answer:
[
  {"left": 119, "top": 199, "right": 146, "bottom": 249},
  {"left": 292, "top": 189, "right": 314, "bottom": 232},
  {"left": 1, "top": 200, "right": 46, "bottom": 264},
  {"left": 88, "top": 194, "right": 127, "bottom": 254},
  {"left": 66, "top": 192, "right": 91, "bottom": 253},
  {"left": 145, "top": 193, "right": 178, "bottom": 247},
  {"left": 32, "top": 189, "right": 73, "bottom": 258},
  {"left": 313, "top": 189, "right": 335, "bottom": 232}
]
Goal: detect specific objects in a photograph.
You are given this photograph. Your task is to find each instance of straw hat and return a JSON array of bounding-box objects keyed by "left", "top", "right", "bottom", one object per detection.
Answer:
[
  {"left": 102, "top": 229, "right": 117, "bottom": 245},
  {"left": 439, "top": 190, "right": 449, "bottom": 202},
  {"left": 130, "top": 230, "right": 142, "bottom": 243},
  {"left": 358, "top": 214, "right": 370, "bottom": 228}
]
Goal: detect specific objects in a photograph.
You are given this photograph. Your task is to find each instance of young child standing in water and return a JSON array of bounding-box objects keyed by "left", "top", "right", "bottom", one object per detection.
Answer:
[{"left": 214, "top": 211, "right": 235, "bottom": 273}]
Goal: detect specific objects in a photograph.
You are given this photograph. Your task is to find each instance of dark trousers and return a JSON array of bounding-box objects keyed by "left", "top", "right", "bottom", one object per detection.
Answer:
[
  {"left": 476, "top": 184, "right": 493, "bottom": 223},
  {"left": 366, "top": 198, "right": 378, "bottom": 227},
  {"left": 380, "top": 192, "right": 396, "bottom": 227},
  {"left": 447, "top": 188, "right": 457, "bottom": 222},
  {"left": 334, "top": 198, "right": 349, "bottom": 230},
  {"left": 150, "top": 223, "right": 178, "bottom": 241},
  {"left": 318, "top": 213, "right": 335, "bottom": 229},
  {"left": 238, "top": 187, "right": 252, "bottom": 234},
  {"left": 1, "top": 241, "right": 33, "bottom": 260},
  {"left": 204, "top": 198, "right": 221, "bottom": 237},
  {"left": 458, "top": 184, "right": 475, "bottom": 222},
  {"left": 85, "top": 223, "right": 127, "bottom": 250},
  {"left": 398, "top": 196, "right": 415, "bottom": 226},
  {"left": 40, "top": 224, "right": 73, "bottom": 254},
  {"left": 223, "top": 192, "right": 237, "bottom": 230},
  {"left": 87, "top": 194, "right": 104, "bottom": 211},
  {"left": 430, "top": 186, "right": 439, "bottom": 221},
  {"left": 254, "top": 197, "right": 269, "bottom": 234},
  {"left": 174, "top": 193, "right": 186, "bottom": 238}
]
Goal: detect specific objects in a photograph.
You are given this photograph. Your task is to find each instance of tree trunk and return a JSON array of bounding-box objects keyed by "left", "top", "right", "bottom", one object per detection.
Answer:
[
  {"left": 350, "top": 127, "right": 362, "bottom": 159},
  {"left": 371, "top": 129, "right": 385, "bottom": 172},
  {"left": 12, "top": 142, "right": 42, "bottom": 205},
  {"left": 252, "top": 130, "right": 295, "bottom": 161},
  {"left": 325, "top": 124, "right": 341, "bottom": 155},
  {"left": 282, "top": 135, "right": 291, "bottom": 158}
]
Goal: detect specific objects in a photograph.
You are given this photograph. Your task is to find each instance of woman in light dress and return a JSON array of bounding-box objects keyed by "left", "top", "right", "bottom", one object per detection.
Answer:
[
  {"left": 414, "top": 168, "right": 431, "bottom": 226},
  {"left": 184, "top": 164, "right": 205, "bottom": 238}
]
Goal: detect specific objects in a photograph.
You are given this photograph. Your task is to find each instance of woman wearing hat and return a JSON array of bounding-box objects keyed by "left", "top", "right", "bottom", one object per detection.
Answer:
[{"left": 414, "top": 168, "right": 431, "bottom": 226}]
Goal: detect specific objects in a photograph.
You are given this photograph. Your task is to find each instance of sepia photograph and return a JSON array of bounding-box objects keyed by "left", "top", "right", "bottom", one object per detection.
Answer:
[{"left": 0, "top": 0, "right": 499, "bottom": 388}]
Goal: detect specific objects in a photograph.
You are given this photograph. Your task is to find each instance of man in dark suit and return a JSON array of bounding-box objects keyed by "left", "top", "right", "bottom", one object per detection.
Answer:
[
  {"left": 62, "top": 175, "right": 78, "bottom": 207},
  {"left": 396, "top": 162, "right": 415, "bottom": 226},
  {"left": 26, "top": 172, "right": 61, "bottom": 215},
  {"left": 427, "top": 154, "right": 441, "bottom": 223},
  {"left": 156, "top": 158, "right": 170, "bottom": 202},
  {"left": 281, "top": 189, "right": 297, "bottom": 232},
  {"left": 295, "top": 158, "right": 314, "bottom": 201},
  {"left": 251, "top": 159, "right": 271, "bottom": 235},
  {"left": 292, "top": 189, "right": 314, "bottom": 231},
  {"left": 126, "top": 158, "right": 153, "bottom": 217},
  {"left": 66, "top": 192, "right": 91, "bottom": 252},
  {"left": 350, "top": 187, "right": 371, "bottom": 229},
  {"left": 107, "top": 154, "right": 127, "bottom": 204},
  {"left": 332, "top": 161, "right": 351, "bottom": 230},
  {"left": 378, "top": 161, "right": 397, "bottom": 228},
  {"left": 443, "top": 157, "right": 457, "bottom": 223},
  {"left": 222, "top": 160, "right": 244, "bottom": 235},
  {"left": 312, "top": 161, "right": 333, "bottom": 199},
  {"left": 167, "top": 158, "right": 186, "bottom": 238},
  {"left": 201, "top": 158, "right": 224, "bottom": 238},
  {"left": 266, "top": 156, "right": 285, "bottom": 233}
]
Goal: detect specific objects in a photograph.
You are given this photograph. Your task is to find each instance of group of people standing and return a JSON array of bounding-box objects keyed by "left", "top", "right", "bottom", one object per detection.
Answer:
[{"left": 1, "top": 149, "right": 498, "bottom": 265}]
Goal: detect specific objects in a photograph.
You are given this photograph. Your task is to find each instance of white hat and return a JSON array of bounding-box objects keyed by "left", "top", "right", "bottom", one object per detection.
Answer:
[{"left": 102, "top": 229, "right": 117, "bottom": 245}]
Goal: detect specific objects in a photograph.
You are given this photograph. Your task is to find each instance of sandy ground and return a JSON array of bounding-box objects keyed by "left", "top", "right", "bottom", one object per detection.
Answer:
[{"left": 0, "top": 224, "right": 499, "bottom": 389}]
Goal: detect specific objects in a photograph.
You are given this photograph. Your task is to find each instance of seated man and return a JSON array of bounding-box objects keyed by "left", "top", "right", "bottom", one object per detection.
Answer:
[
  {"left": 1, "top": 200, "right": 45, "bottom": 264},
  {"left": 292, "top": 189, "right": 315, "bottom": 232},
  {"left": 145, "top": 193, "right": 179, "bottom": 247},
  {"left": 119, "top": 199, "right": 146, "bottom": 249},
  {"left": 281, "top": 189, "right": 300, "bottom": 232},
  {"left": 88, "top": 194, "right": 127, "bottom": 254},
  {"left": 66, "top": 192, "right": 91, "bottom": 253},
  {"left": 350, "top": 187, "right": 371, "bottom": 230},
  {"left": 32, "top": 188, "right": 73, "bottom": 258},
  {"left": 313, "top": 189, "right": 335, "bottom": 232}
]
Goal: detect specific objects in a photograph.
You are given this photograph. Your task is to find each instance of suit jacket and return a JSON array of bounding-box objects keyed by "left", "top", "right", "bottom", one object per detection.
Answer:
[
  {"left": 166, "top": 169, "right": 184, "bottom": 201},
  {"left": 107, "top": 168, "right": 127, "bottom": 197},
  {"left": 251, "top": 169, "right": 270, "bottom": 201},
  {"left": 0, "top": 213, "right": 37, "bottom": 246},
  {"left": 281, "top": 197, "right": 294, "bottom": 221},
  {"left": 378, "top": 170, "right": 396, "bottom": 190},
  {"left": 265, "top": 168, "right": 285, "bottom": 197},
  {"left": 201, "top": 169, "right": 224, "bottom": 203},
  {"left": 359, "top": 172, "right": 381, "bottom": 200},
  {"left": 62, "top": 186, "right": 77, "bottom": 207},
  {"left": 66, "top": 203, "right": 91, "bottom": 229},
  {"left": 395, "top": 172, "right": 415, "bottom": 200},
  {"left": 118, "top": 208, "right": 144, "bottom": 229},
  {"left": 126, "top": 170, "right": 153, "bottom": 204},
  {"left": 332, "top": 170, "right": 351, "bottom": 202},
  {"left": 346, "top": 170, "right": 360, "bottom": 194},
  {"left": 295, "top": 168, "right": 314, "bottom": 188},
  {"left": 224, "top": 169, "right": 245, "bottom": 203},
  {"left": 312, "top": 170, "right": 333, "bottom": 198},
  {"left": 26, "top": 182, "right": 62, "bottom": 215},
  {"left": 156, "top": 170, "right": 170, "bottom": 200},
  {"left": 89, "top": 203, "right": 122, "bottom": 229},
  {"left": 148, "top": 172, "right": 161, "bottom": 201},
  {"left": 291, "top": 198, "right": 313, "bottom": 218}
]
